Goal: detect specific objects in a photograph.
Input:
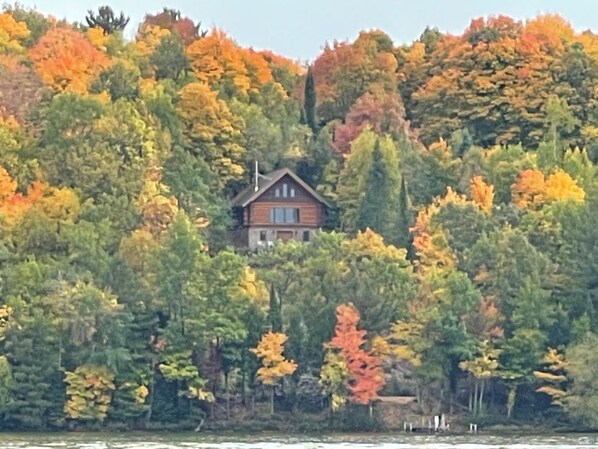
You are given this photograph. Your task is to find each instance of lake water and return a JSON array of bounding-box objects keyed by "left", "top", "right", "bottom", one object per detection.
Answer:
[{"left": 2, "top": 432, "right": 598, "bottom": 449}]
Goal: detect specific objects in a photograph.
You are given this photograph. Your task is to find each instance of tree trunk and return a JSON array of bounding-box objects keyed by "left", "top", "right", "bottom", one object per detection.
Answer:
[
  {"left": 270, "top": 386, "right": 274, "bottom": 415},
  {"left": 507, "top": 385, "right": 517, "bottom": 419},
  {"left": 473, "top": 380, "right": 479, "bottom": 417},
  {"left": 242, "top": 369, "right": 247, "bottom": 406},
  {"left": 146, "top": 362, "right": 156, "bottom": 424},
  {"left": 468, "top": 382, "right": 473, "bottom": 412},
  {"left": 225, "top": 372, "right": 230, "bottom": 420},
  {"left": 478, "top": 380, "right": 485, "bottom": 415}
]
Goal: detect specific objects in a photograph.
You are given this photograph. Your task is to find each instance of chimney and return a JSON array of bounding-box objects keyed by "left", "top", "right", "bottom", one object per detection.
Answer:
[{"left": 254, "top": 160, "right": 259, "bottom": 192}]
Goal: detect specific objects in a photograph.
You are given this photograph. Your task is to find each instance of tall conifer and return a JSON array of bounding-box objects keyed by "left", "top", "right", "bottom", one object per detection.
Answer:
[
  {"left": 304, "top": 65, "right": 318, "bottom": 135},
  {"left": 356, "top": 140, "right": 391, "bottom": 235},
  {"left": 395, "top": 175, "right": 413, "bottom": 252}
]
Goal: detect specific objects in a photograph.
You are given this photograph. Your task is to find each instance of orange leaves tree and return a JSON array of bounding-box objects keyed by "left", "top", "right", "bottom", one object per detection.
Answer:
[
  {"left": 186, "top": 29, "right": 272, "bottom": 98},
  {"left": 321, "top": 304, "right": 384, "bottom": 415},
  {"left": 470, "top": 175, "right": 494, "bottom": 214},
  {"left": 511, "top": 168, "right": 585, "bottom": 209},
  {"left": 312, "top": 30, "right": 398, "bottom": 123},
  {"left": 251, "top": 331, "right": 297, "bottom": 414},
  {"left": 28, "top": 28, "right": 110, "bottom": 94},
  {"left": 400, "top": 14, "right": 598, "bottom": 149}
]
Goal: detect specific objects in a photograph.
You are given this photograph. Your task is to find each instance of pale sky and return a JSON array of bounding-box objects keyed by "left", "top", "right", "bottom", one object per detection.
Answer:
[{"left": 13, "top": 0, "right": 598, "bottom": 62}]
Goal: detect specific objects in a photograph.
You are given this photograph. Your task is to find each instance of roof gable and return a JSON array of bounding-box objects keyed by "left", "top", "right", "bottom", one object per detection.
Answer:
[{"left": 232, "top": 168, "right": 331, "bottom": 208}]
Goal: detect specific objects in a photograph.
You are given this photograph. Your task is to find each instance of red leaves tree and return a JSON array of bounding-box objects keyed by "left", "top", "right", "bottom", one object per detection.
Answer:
[
  {"left": 140, "top": 8, "right": 203, "bottom": 45},
  {"left": 312, "top": 30, "right": 398, "bottom": 123},
  {"left": 326, "top": 303, "right": 385, "bottom": 410},
  {"left": 332, "top": 92, "right": 408, "bottom": 155}
]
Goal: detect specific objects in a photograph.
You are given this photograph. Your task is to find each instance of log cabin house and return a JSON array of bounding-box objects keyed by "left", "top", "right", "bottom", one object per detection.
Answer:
[{"left": 231, "top": 168, "right": 330, "bottom": 250}]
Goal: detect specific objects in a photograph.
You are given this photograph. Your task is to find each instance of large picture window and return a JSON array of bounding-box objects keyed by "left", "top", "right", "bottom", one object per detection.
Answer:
[{"left": 270, "top": 207, "right": 299, "bottom": 223}]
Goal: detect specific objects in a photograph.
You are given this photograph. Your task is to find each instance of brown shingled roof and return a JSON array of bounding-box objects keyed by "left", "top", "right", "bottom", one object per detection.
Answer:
[{"left": 231, "top": 168, "right": 331, "bottom": 208}]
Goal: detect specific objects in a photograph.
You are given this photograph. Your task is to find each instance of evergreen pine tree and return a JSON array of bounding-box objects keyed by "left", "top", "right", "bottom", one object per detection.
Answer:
[
  {"left": 85, "top": 6, "right": 130, "bottom": 35},
  {"left": 356, "top": 140, "right": 392, "bottom": 236},
  {"left": 395, "top": 175, "right": 413, "bottom": 252},
  {"left": 304, "top": 65, "right": 318, "bottom": 135}
]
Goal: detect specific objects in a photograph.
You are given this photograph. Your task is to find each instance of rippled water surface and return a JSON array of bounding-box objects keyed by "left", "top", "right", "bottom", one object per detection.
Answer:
[{"left": 2, "top": 432, "right": 598, "bottom": 449}]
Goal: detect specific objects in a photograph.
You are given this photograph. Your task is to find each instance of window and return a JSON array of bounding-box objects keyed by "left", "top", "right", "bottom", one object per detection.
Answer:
[
  {"left": 259, "top": 230, "right": 267, "bottom": 241},
  {"left": 302, "top": 230, "right": 310, "bottom": 242},
  {"left": 270, "top": 207, "right": 299, "bottom": 223},
  {"left": 270, "top": 208, "right": 284, "bottom": 223},
  {"left": 275, "top": 188, "right": 280, "bottom": 198},
  {"left": 284, "top": 208, "right": 298, "bottom": 223},
  {"left": 290, "top": 188, "right": 295, "bottom": 198},
  {"left": 282, "top": 183, "right": 288, "bottom": 197}
]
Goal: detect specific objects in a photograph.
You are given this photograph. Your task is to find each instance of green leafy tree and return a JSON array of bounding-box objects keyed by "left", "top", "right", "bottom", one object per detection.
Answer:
[
  {"left": 150, "top": 34, "right": 189, "bottom": 81},
  {"left": 563, "top": 333, "right": 598, "bottom": 427},
  {"left": 91, "top": 62, "right": 141, "bottom": 101}
]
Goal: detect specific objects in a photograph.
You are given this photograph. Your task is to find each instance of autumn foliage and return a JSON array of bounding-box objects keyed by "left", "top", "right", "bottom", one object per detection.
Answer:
[
  {"left": 186, "top": 29, "right": 272, "bottom": 96},
  {"left": 470, "top": 175, "right": 494, "bottom": 213},
  {"left": 325, "top": 304, "right": 385, "bottom": 406},
  {"left": 511, "top": 168, "right": 585, "bottom": 208},
  {"left": 3, "top": 3, "right": 598, "bottom": 431},
  {"left": 251, "top": 331, "right": 297, "bottom": 386},
  {"left": 29, "top": 28, "right": 110, "bottom": 94},
  {"left": 0, "top": 12, "right": 30, "bottom": 54}
]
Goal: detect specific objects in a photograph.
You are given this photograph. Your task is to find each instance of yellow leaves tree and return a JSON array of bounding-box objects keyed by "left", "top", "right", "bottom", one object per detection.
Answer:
[
  {"left": 133, "top": 24, "right": 170, "bottom": 58},
  {"left": 544, "top": 169, "right": 585, "bottom": 203},
  {"left": 410, "top": 187, "right": 468, "bottom": 270},
  {"left": 177, "top": 82, "right": 245, "bottom": 186},
  {"left": 28, "top": 28, "right": 110, "bottom": 94},
  {"left": 533, "top": 347, "right": 568, "bottom": 406},
  {"left": 186, "top": 29, "right": 272, "bottom": 97},
  {"left": 512, "top": 168, "right": 585, "bottom": 209},
  {"left": 135, "top": 168, "right": 179, "bottom": 236},
  {"left": 0, "top": 13, "right": 30, "bottom": 54},
  {"left": 0, "top": 165, "right": 17, "bottom": 201},
  {"left": 319, "top": 351, "right": 349, "bottom": 412},
  {"left": 470, "top": 175, "right": 494, "bottom": 213},
  {"left": 342, "top": 227, "right": 407, "bottom": 261},
  {"left": 64, "top": 365, "right": 115, "bottom": 422},
  {"left": 86, "top": 26, "right": 108, "bottom": 49},
  {"left": 251, "top": 331, "right": 297, "bottom": 414}
]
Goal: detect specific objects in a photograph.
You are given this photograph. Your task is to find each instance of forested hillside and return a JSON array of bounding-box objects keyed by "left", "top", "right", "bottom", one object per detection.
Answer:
[{"left": 1, "top": 6, "right": 598, "bottom": 430}]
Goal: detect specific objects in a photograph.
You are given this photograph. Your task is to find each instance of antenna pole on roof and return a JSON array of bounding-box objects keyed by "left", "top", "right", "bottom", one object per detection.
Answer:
[{"left": 254, "top": 160, "right": 259, "bottom": 192}]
